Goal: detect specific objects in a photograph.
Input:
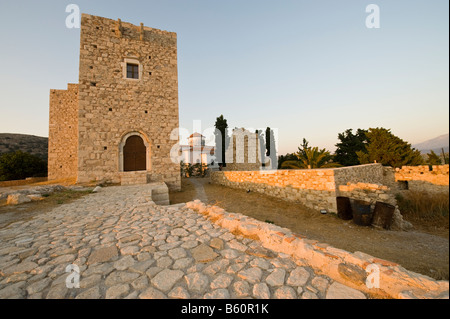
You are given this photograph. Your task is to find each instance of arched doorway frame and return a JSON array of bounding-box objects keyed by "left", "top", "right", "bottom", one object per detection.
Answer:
[{"left": 119, "top": 131, "right": 151, "bottom": 172}]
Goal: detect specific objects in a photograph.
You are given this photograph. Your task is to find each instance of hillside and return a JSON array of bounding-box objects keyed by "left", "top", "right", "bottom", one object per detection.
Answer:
[
  {"left": 413, "top": 133, "right": 449, "bottom": 154},
  {"left": 0, "top": 133, "right": 48, "bottom": 161}
]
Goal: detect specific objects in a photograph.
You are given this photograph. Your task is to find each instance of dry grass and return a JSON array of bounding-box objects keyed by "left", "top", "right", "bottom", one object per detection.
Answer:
[
  {"left": 32, "top": 177, "right": 77, "bottom": 186},
  {"left": 0, "top": 177, "right": 48, "bottom": 188},
  {"left": 0, "top": 189, "right": 92, "bottom": 228},
  {"left": 397, "top": 191, "right": 449, "bottom": 235},
  {"left": 44, "top": 189, "right": 93, "bottom": 205},
  {"left": 0, "top": 177, "right": 78, "bottom": 190},
  {"left": 169, "top": 177, "right": 198, "bottom": 205}
]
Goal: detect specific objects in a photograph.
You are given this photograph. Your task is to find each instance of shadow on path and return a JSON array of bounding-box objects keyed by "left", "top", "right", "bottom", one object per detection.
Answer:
[{"left": 188, "top": 178, "right": 209, "bottom": 203}]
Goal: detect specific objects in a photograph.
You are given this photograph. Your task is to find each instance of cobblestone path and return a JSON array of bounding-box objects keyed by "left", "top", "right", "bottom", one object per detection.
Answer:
[{"left": 0, "top": 185, "right": 367, "bottom": 299}]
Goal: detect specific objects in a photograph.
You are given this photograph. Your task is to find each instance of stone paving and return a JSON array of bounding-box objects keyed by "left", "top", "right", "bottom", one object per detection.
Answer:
[{"left": 0, "top": 184, "right": 368, "bottom": 299}]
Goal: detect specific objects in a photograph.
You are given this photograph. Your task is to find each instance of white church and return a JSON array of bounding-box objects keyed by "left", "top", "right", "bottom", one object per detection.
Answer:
[{"left": 179, "top": 133, "right": 215, "bottom": 166}]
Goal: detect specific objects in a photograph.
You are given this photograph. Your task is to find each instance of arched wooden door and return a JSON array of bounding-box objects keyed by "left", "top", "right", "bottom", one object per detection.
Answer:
[{"left": 123, "top": 135, "right": 147, "bottom": 172}]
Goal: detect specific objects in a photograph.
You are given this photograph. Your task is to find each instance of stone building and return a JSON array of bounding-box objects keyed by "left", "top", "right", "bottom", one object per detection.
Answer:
[
  {"left": 48, "top": 14, "right": 180, "bottom": 190},
  {"left": 224, "top": 128, "right": 262, "bottom": 171},
  {"left": 180, "top": 133, "right": 215, "bottom": 165}
]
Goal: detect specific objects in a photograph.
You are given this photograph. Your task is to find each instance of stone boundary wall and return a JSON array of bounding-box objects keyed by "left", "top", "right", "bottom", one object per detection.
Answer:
[
  {"left": 395, "top": 165, "right": 449, "bottom": 194},
  {"left": 334, "top": 164, "right": 398, "bottom": 207},
  {"left": 185, "top": 200, "right": 449, "bottom": 299},
  {"left": 211, "top": 164, "right": 397, "bottom": 213},
  {"left": 212, "top": 168, "right": 337, "bottom": 211}
]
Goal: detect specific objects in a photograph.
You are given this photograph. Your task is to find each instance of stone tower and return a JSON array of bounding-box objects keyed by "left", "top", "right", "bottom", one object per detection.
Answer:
[
  {"left": 48, "top": 14, "right": 180, "bottom": 190},
  {"left": 224, "top": 128, "right": 261, "bottom": 171}
]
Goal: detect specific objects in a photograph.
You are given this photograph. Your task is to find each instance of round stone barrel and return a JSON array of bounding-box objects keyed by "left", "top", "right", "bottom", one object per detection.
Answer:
[
  {"left": 352, "top": 200, "right": 373, "bottom": 226},
  {"left": 372, "top": 201, "right": 396, "bottom": 230},
  {"left": 336, "top": 197, "right": 353, "bottom": 220}
]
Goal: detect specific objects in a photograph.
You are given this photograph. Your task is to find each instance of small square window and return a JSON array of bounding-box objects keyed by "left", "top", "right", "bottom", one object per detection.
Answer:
[{"left": 126, "top": 63, "right": 139, "bottom": 79}]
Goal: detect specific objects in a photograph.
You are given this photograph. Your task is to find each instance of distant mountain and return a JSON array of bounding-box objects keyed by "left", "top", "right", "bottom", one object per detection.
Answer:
[
  {"left": 412, "top": 133, "right": 449, "bottom": 154},
  {"left": 0, "top": 133, "right": 48, "bottom": 161}
]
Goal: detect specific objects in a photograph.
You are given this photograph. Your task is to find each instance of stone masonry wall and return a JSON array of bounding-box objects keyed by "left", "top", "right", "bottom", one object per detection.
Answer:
[
  {"left": 120, "top": 171, "right": 148, "bottom": 186},
  {"left": 48, "top": 83, "right": 79, "bottom": 180},
  {"left": 212, "top": 164, "right": 398, "bottom": 213},
  {"left": 334, "top": 164, "right": 397, "bottom": 206},
  {"left": 212, "top": 168, "right": 337, "bottom": 211},
  {"left": 395, "top": 165, "right": 449, "bottom": 194},
  {"left": 76, "top": 14, "right": 180, "bottom": 190},
  {"left": 224, "top": 128, "right": 261, "bottom": 171}
]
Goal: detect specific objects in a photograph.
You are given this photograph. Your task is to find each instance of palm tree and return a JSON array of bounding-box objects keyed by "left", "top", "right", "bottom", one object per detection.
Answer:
[
  {"left": 280, "top": 160, "right": 302, "bottom": 169},
  {"left": 280, "top": 139, "right": 341, "bottom": 169},
  {"left": 297, "top": 146, "right": 330, "bottom": 169}
]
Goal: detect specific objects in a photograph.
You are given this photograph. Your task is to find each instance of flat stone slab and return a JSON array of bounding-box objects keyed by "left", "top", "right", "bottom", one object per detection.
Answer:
[
  {"left": 209, "top": 238, "right": 224, "bottom": 250},
  {"left": 190, "top": 244, "right": 218, "bottom": 263},
  {"left": 287, "top": 267, "right": 311, "bottom": 287},
  {"left": 326, "top": 282, "right": 367, "bottom": 299},
  {"left": 7, "top": 194, "right": 32, "bottom": 206},
  {"left": 88, "top": 246, "right": 118, "bottom": 264},
  {"left": 2, "top": 262, "right": 38, "bottom": 276},
  {"left": 266, "top": 269, "right": 286, "bottom": 287},
  {"left": 139, "top": 287, "right": 167, "bottom": 299},
  {"left": 151, "top": 269, "right": 184, "bottom": 292},
  {"left": 246, "top": 247, "right": 277, "bottom": 259},
  {"left": 185, "top": 272, "right": 209, "bottom": 294},
  {"left": 238, "top": 267, "right": 263, "bottom": 284}
]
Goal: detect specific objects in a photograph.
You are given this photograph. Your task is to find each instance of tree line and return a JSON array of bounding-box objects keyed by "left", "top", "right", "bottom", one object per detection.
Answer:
[
  {"left": 279, "top": 127, "right": 448, "bottom": 169},
  {"left": 214, "top": 115, "right": 447, "bottom": 170},
  {"left": 0, "top": 151, "right": 47, "bottom": 181}
]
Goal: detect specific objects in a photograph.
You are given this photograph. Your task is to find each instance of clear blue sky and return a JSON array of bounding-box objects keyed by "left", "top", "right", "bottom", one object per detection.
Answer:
[{"left": 0, "top": 0, "right": 448, "bottom": 154}]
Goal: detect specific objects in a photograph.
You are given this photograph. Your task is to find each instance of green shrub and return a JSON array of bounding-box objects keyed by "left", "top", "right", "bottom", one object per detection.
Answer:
[{"left": 0, "top": 151, "right": 47, "bottom": 181}]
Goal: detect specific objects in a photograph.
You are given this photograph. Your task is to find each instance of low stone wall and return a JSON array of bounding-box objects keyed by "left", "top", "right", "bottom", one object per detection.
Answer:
[
  {"left": 151, "top": 182, "right": 170, "bottom": 205},
  {"left": 337, "top": 183, "right": 395, "bottom": 206},
  {"left": 211, "top": 164, "right": 396, "bottom": 213},
  {"left": 334, "top": 165, "right": 398, "bottom": 207},
  {"left": 395, "top": 165, "right": 449, "bottom": 194},
  {"left": 211, "top": 168, "right": 337, "bottom": 211},
  {"left": 186, "top": 200, "right": 449, "bottom": 299}
]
